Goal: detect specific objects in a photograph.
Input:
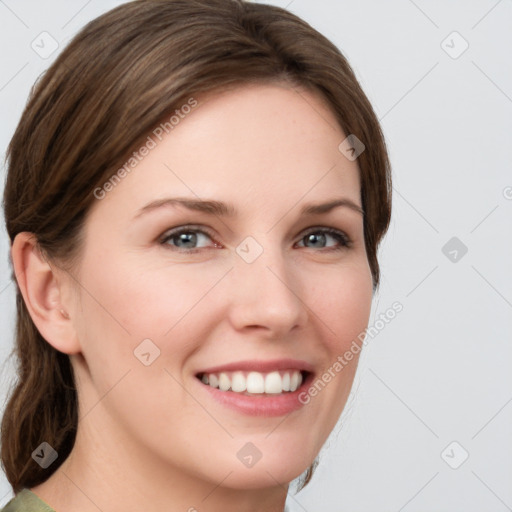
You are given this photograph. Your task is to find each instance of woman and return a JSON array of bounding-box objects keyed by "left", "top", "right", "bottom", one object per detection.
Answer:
[{"left": 1, "top": 0, "right": 391, "bottom": 510}]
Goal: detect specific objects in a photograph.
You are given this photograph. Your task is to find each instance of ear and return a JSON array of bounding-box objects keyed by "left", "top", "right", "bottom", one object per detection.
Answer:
[{"left": 11, "top": 232, "right": 82, "bottom": 355}]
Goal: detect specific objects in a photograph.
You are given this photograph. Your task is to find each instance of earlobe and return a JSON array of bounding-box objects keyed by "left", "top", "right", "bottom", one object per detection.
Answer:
[{"left": 10, "top": 232, "right": 82, "bottom": 355}]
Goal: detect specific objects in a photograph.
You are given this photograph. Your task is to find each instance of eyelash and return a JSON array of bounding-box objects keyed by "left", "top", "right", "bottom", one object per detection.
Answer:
[{"left": 159, "top": 225, "right": 352, "bottom": 253}]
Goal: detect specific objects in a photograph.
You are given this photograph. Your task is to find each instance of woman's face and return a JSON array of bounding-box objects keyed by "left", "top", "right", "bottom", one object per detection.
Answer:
[{"left": 67, "top": 83, "right": 373, "bottom": 489}]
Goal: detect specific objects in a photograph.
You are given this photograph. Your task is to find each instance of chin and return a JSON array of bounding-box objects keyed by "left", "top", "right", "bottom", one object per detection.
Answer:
[
  {"left": 220, "top": 461, "right": 311, "bottom": 491},
  {"left": 207, "top": 435, "right": 320, "bottom": 490}
]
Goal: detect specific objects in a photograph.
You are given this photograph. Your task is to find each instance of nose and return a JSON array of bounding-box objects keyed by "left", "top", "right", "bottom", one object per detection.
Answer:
[{"left": 227, "top": 243, "right": 308, "bottom": 338}]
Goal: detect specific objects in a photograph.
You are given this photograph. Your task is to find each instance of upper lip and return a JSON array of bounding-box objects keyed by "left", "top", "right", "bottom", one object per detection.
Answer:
[{"left": 195, "top": 359, "right": 315, "bottom": 375}]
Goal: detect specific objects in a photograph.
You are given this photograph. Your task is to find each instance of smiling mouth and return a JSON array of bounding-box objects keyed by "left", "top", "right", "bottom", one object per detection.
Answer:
[{"left": 196, "top": 369, "right": 310, "bottom": 395}]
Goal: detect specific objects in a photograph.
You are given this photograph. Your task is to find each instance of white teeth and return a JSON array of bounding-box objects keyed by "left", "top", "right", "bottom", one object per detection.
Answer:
[
  {"left": 264, "top": 371, "right": 282, "bottom": 394},
  {"left": 208, "top": 374, "right": 219, "bottom": 388},
  {"left": 246, "top": 372, "right": 265, "bottom": 393},
  {"left": 282, "top": 372, "right": 290, "bottom": 391},
  {"left": 290, "top": 371, "right": 300, "bottom": 392},
  {"left": 200, "top": 369, "right": 305, "bottom": 394},
  {"left": 297, "top": 371, "right": 303, "bottom": 388},
  {"left": 231, "top": 371, "right": 246, "bottom": 392},
  {"left": 218, "top": 372, "right": 231, "bottom": 391}
]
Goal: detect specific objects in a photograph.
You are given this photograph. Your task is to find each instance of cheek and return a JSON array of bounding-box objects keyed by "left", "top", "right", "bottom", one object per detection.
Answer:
[
  {"left": 74, "top": 254, "right": 232, "bottom": 373},
  {"left": 298, "top": 262, "right": 372, "bottom": 440},
  {"left": 80, "top": 253, "right": 219, "bottom": 332},
  {"left": 309, "top": 262, "right": 373, "bottom": 348},
  {"left": 76, "top": 248, "right": 373, "bottom": 368}
]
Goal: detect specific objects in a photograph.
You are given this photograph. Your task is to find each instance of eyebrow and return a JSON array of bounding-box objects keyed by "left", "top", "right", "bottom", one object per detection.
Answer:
[{"left": 133, "top": 196, "right": 364, "bottom": 219}]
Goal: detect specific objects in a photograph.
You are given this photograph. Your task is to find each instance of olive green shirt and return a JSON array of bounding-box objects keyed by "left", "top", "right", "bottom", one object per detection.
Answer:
[
  {"left": 1, "top": 488, "right": 293, "bottom": 511},
  {"left": 1, "top": 489, "right": 56, "bottom": 512}
]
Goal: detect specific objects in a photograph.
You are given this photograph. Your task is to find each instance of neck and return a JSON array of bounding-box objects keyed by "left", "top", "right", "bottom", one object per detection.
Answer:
[{"left": 30, "top": 408, "right": 289, "bottom": 512}]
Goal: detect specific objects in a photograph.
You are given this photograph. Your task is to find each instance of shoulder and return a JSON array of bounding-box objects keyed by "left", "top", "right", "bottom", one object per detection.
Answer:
[{"left": 1, "top": 489, "right": 56, "bottom": 512}]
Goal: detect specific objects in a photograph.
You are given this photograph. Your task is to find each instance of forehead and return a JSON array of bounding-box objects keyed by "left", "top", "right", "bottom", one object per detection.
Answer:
[{"left": 89, "top": 83, "right": 361, "bottom": 221}]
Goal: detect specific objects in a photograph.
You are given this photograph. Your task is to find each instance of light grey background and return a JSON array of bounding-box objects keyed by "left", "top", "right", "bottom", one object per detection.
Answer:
[{"left": 1, "top": 1, "right": 511, "bottom": 511}]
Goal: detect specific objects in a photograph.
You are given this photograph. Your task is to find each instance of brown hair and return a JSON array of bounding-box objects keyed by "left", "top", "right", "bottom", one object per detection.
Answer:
[{"left": 1, "top": 0, "right": 391, "bottom": 495}]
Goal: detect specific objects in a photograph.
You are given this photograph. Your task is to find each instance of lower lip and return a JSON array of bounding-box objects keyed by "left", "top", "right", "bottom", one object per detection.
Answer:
[{"left": 195, "top": 373, "right": 314, "bottom": 417}]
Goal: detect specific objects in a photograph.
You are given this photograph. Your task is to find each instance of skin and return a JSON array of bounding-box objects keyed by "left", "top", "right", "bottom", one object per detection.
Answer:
[{"left": 12, "top": 82, "right": 373, "bottom": 512}]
